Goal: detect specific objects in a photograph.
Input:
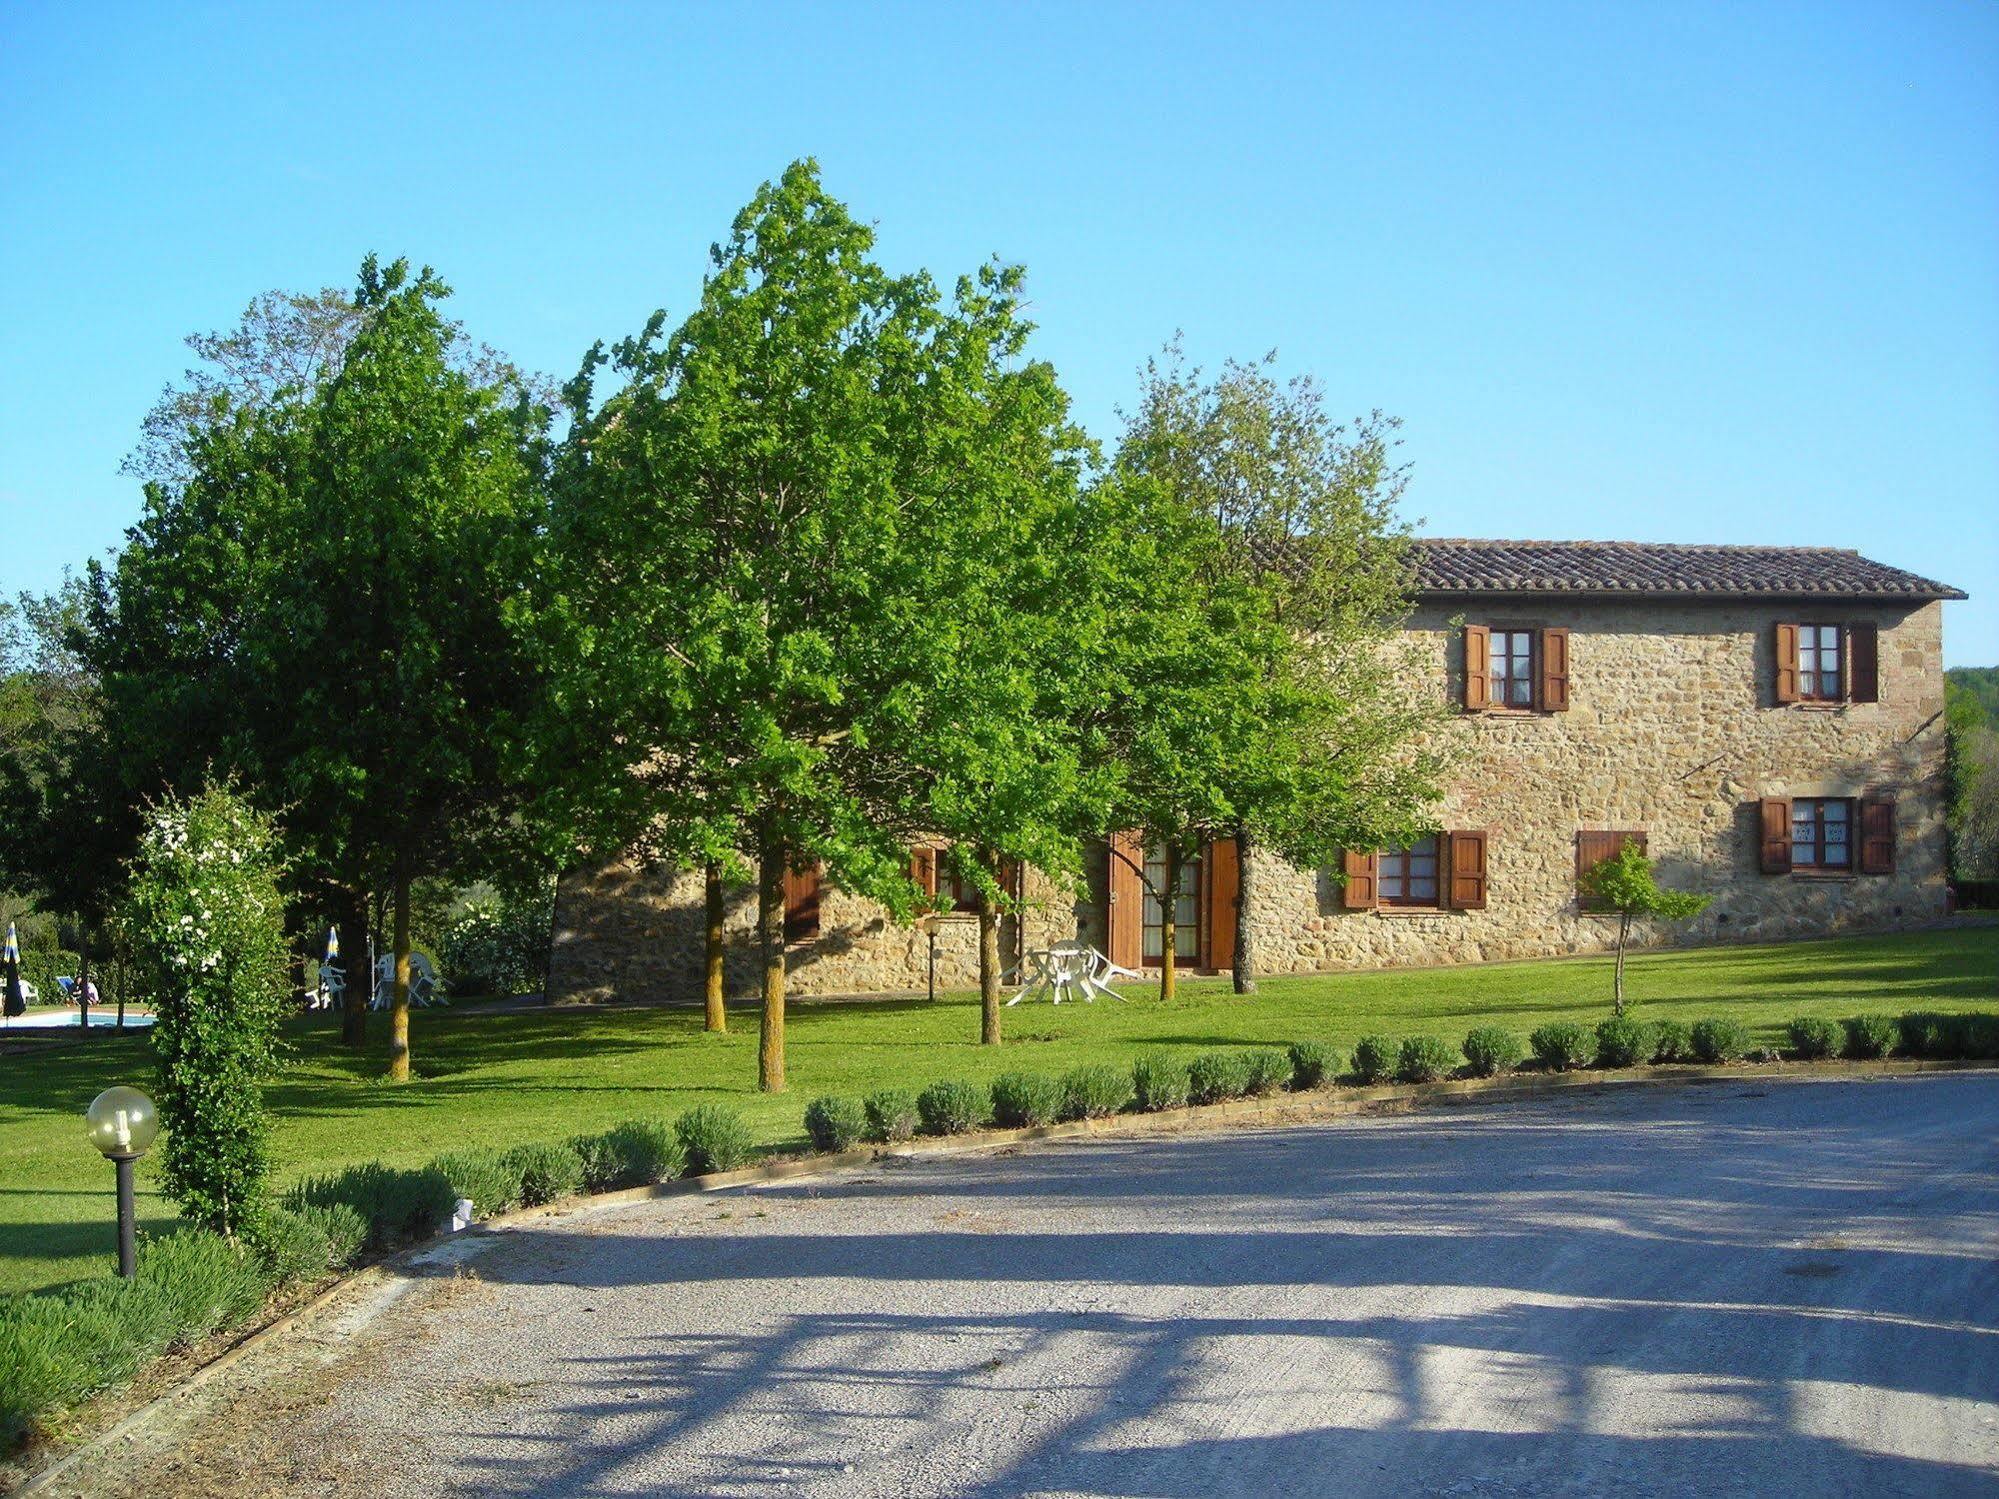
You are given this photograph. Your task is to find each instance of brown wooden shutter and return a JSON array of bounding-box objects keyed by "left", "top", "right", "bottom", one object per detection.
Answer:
[
  {"left": 1849, "top": 623, "right": 1879, "bottom": 704},
  {"left": 1204, "top": 837, "right": 1239, "bottom": 972},
  {"left": 784, "top": 863, "right": 821, "bottom": 942},
  {"left": 1463, "top": 625, "right": 1491, "bottom": 712},
  {"left": 1576, "top": 830, "right": 1646, "bottom": 910},
  {"left": 1758, "top": 799, "right": 1792, "bottom": 874},
  {"left": 1446, "top": 830, "right": 1488, "bottom": 910},
  {"left": 1859, "top": 797, "right": 1896, "bottom": 874},
  {"left": 910, "top": 847, "right": 937, "bottom": 902},
  {"left": 1341, "top": 848, "right": 1377, "bottom": 910},
  {"left": 1539, "top": 627, "right": 1570, "bottom": 712},
  {"left": 1774, "top": 623, "right": 1800, "bottom": 705},
  {"left": 1106, "top": 831, "right": 1144, "bottom": 969}
]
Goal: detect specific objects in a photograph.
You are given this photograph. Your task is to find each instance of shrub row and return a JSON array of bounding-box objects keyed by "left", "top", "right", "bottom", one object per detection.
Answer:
[
  {"left": 1, "top": 1206, "right": 356, "bottom": 1448},
  {"left": 800, "top": 1007, "right": 1999, "bottom": 1154}
]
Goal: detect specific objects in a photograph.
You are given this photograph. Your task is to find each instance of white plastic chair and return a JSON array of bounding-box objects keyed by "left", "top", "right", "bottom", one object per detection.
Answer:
[
  {"left": 314, "top": 962, "right": 346, "bottom": 1011},
  {"left": 370, "top": 951, "right": 447, "bottom": 1009}
]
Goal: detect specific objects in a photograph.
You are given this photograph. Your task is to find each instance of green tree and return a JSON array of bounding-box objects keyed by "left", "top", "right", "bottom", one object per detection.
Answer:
[
  {"left": 1945, "top": 681, "right": 1998, "bottom": 880},
  {"left": 87, "top": 258, "right": 550, "bottom": 1075},
  {"left": 1946, "top": 666, "right": 1999, "bottom": 724},
  {"left": 1103, "top": 347, "right": 1446, "bottom": 999},
  {"left": 894, "top": 280, "right": 1105, "bottom": 1046},
  {"left": 1580, "top": 839, "right": 1713, "bottom": 1014},
  {"left": 0, "top": 576, "right": 132, "bottom": 1022},
  {"left": 539, "top": 161, "right": 1071, "bottom": 1088},
  {"left": 278, "top": 257, "right": 549, "bottom": 1079},
  {"left": 125, "top": 784, "right": 290, "bottom": 1241}
]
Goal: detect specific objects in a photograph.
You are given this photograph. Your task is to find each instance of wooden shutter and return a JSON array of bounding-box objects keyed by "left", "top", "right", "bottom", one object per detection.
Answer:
[
  {"left": 1539, "top": 627, "right": 1571, "bottom": 712},
  {"left": 1446, "top": 830, "right": 1488, "bottom": 910},
  {"left": 1341, "top": 848, "right": 1377, "bottom": 910},
  {"left": 1849, "top": 623, "right": 1879, "bottom": 704},
  {"left": 1859, "top": 797, "right": 1896, "bottom": 874},
  {"left": 1774, "top": 623, "right": 1800, "bottom": 705},
  {"left": 1204, "top": 837, "right": 1239, "bottom": 972},
  {"left": 1758, "top": 799, "right": 1792, "bottom": 874},
  {"left": 1105, "top": 831, "right": 1144, "bottom": 969},
  {"left": 1576, "top": 830, "right": 1645, "bottom": 910},
  {"left": 1463, "top": 625, "right": 1491, "bottom": 712},
  {"left": 910, "top": 847, "right": 937, "bottom": 902},
  {"left": 784, "top": 863, "right": 821, "bottom": 943}
]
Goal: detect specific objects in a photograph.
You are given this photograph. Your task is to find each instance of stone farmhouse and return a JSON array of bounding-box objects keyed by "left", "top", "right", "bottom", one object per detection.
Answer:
[{"left": 547, "top": 539, "right": 1965, "bottom": 1004}]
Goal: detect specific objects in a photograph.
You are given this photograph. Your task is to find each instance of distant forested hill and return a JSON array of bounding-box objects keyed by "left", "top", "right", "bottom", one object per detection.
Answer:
[{"left": 1949, "top": 667, "right": 1999, "bottom": 722}]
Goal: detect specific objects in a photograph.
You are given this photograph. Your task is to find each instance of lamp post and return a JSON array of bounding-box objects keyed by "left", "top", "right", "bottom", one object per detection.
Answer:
[{"left": 86, "top": 1086, "right": 159, "bottom": 1278}]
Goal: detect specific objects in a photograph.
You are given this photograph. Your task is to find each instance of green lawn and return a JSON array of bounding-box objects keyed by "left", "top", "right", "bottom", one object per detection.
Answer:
[{"left": 3, "top": 924, "right": 1994, "bottom": 1297}]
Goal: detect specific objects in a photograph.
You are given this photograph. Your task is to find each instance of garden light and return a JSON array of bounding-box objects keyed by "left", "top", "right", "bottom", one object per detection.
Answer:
[{"left": 86, "top": 1085, "right": 159, "bottom": 1277}]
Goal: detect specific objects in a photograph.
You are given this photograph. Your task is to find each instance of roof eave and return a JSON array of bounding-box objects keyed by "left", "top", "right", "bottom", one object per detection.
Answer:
[{"left": 1414, "top": 587, "right": 1968, "bottom": 603}]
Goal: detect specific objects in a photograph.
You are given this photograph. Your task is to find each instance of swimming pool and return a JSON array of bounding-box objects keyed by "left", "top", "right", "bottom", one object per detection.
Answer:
[{"left": 1, "top": 1009, "right": 154, "bottom": 1029}]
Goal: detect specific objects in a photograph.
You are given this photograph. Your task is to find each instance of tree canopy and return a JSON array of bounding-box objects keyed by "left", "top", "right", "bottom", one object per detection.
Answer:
[
  {"left": 538, "top": 160, "right": 1113, "bottom": 1086},
  {"left": 1099, "top": 346, "right": 1445, "bottom": 997}
]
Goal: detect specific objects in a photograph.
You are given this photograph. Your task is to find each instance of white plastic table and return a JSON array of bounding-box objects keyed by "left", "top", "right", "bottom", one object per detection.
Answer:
[{"left": 1007, "top": 942, "right": 1142, "bottom": 1005}]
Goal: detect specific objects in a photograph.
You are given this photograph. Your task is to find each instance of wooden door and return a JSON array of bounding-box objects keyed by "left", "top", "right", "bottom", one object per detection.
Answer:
[
  {"left": 1105, "top": 830, "right": 1144, "bottom": 970},
  {"left": 1204, "top": 837, "right": 1239, "bottom": 972}
]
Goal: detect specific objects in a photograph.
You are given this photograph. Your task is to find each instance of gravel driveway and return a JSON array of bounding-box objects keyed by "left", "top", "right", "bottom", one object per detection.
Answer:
[{"left": 96, "top": 1074, "right": 1999, "bottom": 1497}]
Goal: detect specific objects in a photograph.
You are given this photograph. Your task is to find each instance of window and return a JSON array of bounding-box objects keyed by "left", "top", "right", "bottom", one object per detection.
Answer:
[
  {"left": 1775, "top": 622, "right": 1878, "bottom": 706},
  {"left": 1464, "top": 626, "right": 1568, "bottom": 712},
  {"left": 914, "top": 846, "right": 983, "bottom": 913},
  {"left": 1798, "top": 624, "right": 1842, "bottom": 702},
  {"left": 1142, "top": 845, "right": 1201, "bottom": 962},
  {"left": 1342, "top": 831, "right": 1487, "bottom": 910},
  {"left": 1378, "top": 837, "right": 1441, "bottom": 907},
  {"left": 1490, "top": 630, "right": 1536, "bottom": 708},
  {"left": 1790, "top": 797, "right": 1852, "bottom": 873}
]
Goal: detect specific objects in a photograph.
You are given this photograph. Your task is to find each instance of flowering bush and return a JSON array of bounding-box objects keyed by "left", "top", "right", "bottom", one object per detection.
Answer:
[
  {"left": 124, "top": 785, "right": 290, "bottom": 1242},
  {"left": 436, "top": 885, "right": 552, "bottom": 997}
]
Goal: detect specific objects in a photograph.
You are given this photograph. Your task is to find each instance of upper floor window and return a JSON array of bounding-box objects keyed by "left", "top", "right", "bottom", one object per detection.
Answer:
[
  {"left": 1490, "top": 631, "right": 1536, "bottom": 708},
  {"left": 1464, "top": 625, "right": 1568, "bottom": 713},
  {"left": 1775, "top": 622, "right": 1878, "bottom": 706},
  {"left": 1790, "top": 797, "right": 1852, "bottom": 872},
  {"left": 1797, "top": 625, "right": 1843, "bottom": 702}
]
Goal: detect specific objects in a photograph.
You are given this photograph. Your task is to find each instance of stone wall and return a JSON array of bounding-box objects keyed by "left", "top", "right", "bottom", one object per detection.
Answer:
[
  {"left": 1242, "top": 597, "right": 1950, "bottom": 973},
  {"left": 549, "top": 859, "right": 1085, "bottom": 1005},
  {"left": 546, "top": 597, "right": 1951, "bottom": 1002}
]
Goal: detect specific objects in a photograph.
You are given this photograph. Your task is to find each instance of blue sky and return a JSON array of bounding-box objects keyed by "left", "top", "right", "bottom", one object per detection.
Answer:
[{"left": 3, "top": 2, "right": 1994, "bottom": 663}]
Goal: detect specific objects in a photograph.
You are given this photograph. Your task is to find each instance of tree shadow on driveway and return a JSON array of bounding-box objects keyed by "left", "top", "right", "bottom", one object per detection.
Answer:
[{"left": 395, "top": 1075, "right": 1999, "bottom": 1496}]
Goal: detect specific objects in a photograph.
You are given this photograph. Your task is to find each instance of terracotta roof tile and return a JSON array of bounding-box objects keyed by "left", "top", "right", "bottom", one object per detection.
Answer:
[{"left": 1410, "top": 539, "right": 1965, "bottom": 600}]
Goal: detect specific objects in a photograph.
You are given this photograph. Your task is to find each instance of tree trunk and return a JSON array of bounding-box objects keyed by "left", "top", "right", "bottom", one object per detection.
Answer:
[
  {"left": 757, "top": 825, "right": 786, "bottom": 1093},
  {"left": 75, "top": 934, "right": 91, "bottom": 1035},
  {"left": 978, "top": 851, "right": 1002, "bottom": 1046},
  {"left": 287, "top": 946, "right": 309, "bottom": 1013},
  {"left": 1232, "top": 825, "right": 1257, "bottom": 995},
  {"left": 1614, "top": 912, "right": 1629, "bottom": 1016},
  {"left": 1158, "top": 841, "right": 1181, "bottom": 1003},
  {"left": 337, "top": 888, "right": 368, "bottom": 1046},
  {"left": 704, "top": 862, "right": 727, "bottom": 1034},
  {"left": 387, "top": 868, "right": 412, "bottom": 1082}
]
